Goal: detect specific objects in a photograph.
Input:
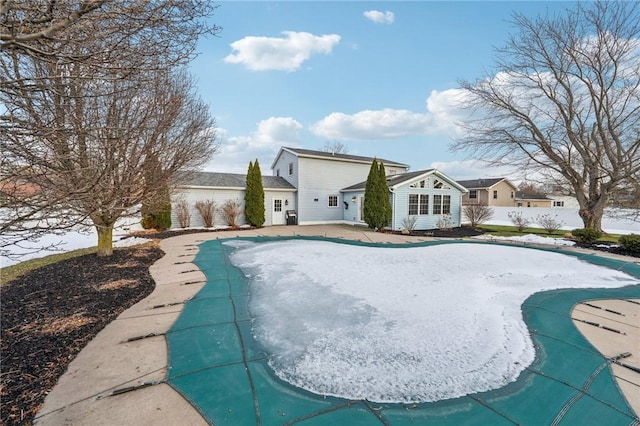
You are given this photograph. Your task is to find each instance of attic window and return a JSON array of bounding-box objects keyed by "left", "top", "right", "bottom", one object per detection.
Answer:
[
  {"left": 276, "top": 169, "right": 280, "bottom": 177},
  {"left": 433, "top": 179, "right": 451, "bottom": 190},
  {"left": 288, "top": 162, "right": 293, "bottom": 175},
  {"left": 469, "top": 190, "right": 477, "bottom": 199},
  {"left": 409, "top": 180, "right": 426, "bottom": 188}
]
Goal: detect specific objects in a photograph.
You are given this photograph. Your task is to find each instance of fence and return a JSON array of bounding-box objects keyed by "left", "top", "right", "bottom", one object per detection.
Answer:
[{"left": 463, "top": 206, "right": 638, "bottom": 235}]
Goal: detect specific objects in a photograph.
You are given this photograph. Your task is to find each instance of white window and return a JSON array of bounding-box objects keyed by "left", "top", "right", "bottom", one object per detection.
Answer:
[
  {"left": 469, "top": 190, "right": 477, "bottom": 199},
  {"left": 553, "top": 200, "right": 564, "bottom": 207},
  {"left": 276, "top": 169, "right": 280, "bottom": 177},
  {"left": 409, "top": 194, "right": 429, "bottom": 215},
  {"left": 288, "top": 162, "right": 294, "bottom": 175},
  {"left": 493, "top": 190, "right": 498, "bottom": 199},
  {"left": 274, "top": 199, "right": 282, "bottom": 212},
  {"left": 434, "top": 195, "right": 451, "bottom": 214},
  {"left": 328, "top": 195, "right": 338, "bottom": 207}
]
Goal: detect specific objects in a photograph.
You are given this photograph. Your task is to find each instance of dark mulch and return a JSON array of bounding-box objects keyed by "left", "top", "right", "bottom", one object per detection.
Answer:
[
  {"left": 1, "top": 245, "right": 164, "bottom": 426},
  {"left": 2, "top": 226, "right": 637, "bottom": 425}
]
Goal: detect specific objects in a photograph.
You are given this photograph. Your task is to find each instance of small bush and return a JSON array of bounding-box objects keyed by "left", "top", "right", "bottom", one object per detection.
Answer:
[
  {"left": 220, "top": 199, "right": 242, "bottom": 228},
  {"left": 402, "top": 216, "right": 418, "bottom": 233},
  {"left": 195, "top": 199, "right": 216, "bottom": 228},
  {"left": 535, "top": 214, "right": 564, "bottom": 234},
  {"left": 619, "top": 234, "right": 640, "bottom": 253},
  {"left": 436, "top": 214, "right": 453, "bottom": 230},
  {"left": 507, "top": 211, "right": 531, "bottom": 232},
  {"left": 463, "top": 202, "right": 494, "bottom": 227},
  {"left": 175, "top": 199, "right": 191, "bottom": 228},
  {"left": 571, "top": 228, "right": 602, "bottom": 244}
]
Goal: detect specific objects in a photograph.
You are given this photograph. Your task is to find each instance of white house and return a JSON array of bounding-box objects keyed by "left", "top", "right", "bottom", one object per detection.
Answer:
[{"left": 172, "top": 147, "right": 467, "bottom": 230}]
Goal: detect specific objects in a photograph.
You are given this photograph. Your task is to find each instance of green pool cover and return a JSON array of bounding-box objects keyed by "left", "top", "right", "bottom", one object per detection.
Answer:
[{"left": 166, "top": 237, "right": 640, "bottom": 425}]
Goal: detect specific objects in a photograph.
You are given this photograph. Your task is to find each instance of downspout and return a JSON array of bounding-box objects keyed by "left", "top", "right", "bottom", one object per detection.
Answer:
[{"left": 389, "top": 186, "right": 396, "bottom": 230}]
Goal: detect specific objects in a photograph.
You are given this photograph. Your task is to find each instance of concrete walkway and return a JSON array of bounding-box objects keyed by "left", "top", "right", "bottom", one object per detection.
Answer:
[{"left": 34, "top": 225, "right": 639, "bottom": 425}]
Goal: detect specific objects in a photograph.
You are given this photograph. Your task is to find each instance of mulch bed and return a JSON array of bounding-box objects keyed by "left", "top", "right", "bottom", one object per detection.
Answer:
[{"left": 1, "top": 226, "right": 636, "bottom": 425}]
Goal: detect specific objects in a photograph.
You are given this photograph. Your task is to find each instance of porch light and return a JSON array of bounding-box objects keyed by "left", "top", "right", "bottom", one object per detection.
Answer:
[{"left": 351, "top": 196, "right": 357, "bottom": 203}]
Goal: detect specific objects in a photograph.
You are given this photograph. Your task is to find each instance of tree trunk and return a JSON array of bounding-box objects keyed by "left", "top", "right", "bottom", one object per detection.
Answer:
[
  {"left": 96, "top": 225, "right": 114, "bottom": 257},
  {"left": 578, "top": 206, "right": 604, "bottom": 232}
]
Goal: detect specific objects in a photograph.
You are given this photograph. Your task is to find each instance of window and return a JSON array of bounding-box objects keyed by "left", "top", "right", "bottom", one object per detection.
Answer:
[
  {"left": 433, "top": 195, "right": 451, "bottom": 214},
  {"left": 328, "top": 195, "right": 338, "bottom": 207},
  {"left": 276, "top": 169, "right": 280, "bottom": 177},
  {"left": 274, "top": 199, "right": 282, "bottom": 212},
  {"left": 433, "top": 179, "right": 451, "bottom": 189},
  {"left": 409, "top": 194, "right": 419, "bottom": 215},
  {"left": 409, "top": 179, "right": 426, "bottom": 188},
  {"left": 553, "top": 200, "right": 564, "bottom": 207},
  {"left": 510, "top": 191, "right": 514, "bottom": 198},
  {"left": 419, "top": 194, "right": 429, "bottom": 215},
  {"left": 288, "top": 162, "right": 294, "bottom": 175},
  {"left": 493, "top": 190, "right": 498, "bottom": 199},
  {"left": 469, "top": 190, "right": 477, "bottom": 199},
  {"left": 409, "top": 194, "right": 429, "bottom": 215}
]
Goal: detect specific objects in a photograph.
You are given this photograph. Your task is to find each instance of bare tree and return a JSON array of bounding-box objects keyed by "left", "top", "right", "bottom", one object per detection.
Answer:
[
  {"left": 220, "top": 199, "right": 242, "bottom": 228},
  {"left": 1, "top": 1, "right": 221, "bottom": 257},
  {"left": 453, "top": 1, "right": 640, "bottom": 231},
  {"left": 175, "top": 198, "right": 192, "bottom": 229},
  {"left": 462, "top": 202, "right": 494, "bottom": 227},
  {"left": 320, "top": 140, "right": 349, "bottom": 155}
]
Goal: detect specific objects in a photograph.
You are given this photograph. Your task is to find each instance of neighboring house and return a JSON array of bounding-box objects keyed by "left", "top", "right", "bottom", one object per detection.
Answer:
[
  {"left": 342, "top": 169, "right": 468, "bottom": 230},
  {"left": 514, "top": 191, "right": 552, "bottom": 208},
  {"left": 456, "top": 178, "right": 518, "bottom": 207},
  {"left": 172, "top": 147, "right": 466, "bottom": 230},
  {"left": 173, "top": 172, "right": 296, "bottom": 227}
]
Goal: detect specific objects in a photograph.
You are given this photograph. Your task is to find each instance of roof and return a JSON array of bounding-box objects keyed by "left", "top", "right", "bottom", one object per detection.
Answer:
[
  {"left": 456, "top": 178, "right": 516, "bottom": 190},
  {"left": 272, "top": 146, "right": 409, "bottom": 170},
  {"left": 178, "top": 171, "right": 296, "bottom": 190},
  {"left": 342, "top": 169, "right": 467, "bottom": 193},
  {"left": 515, "top": 191, "right": 551, "bottom": 200}
]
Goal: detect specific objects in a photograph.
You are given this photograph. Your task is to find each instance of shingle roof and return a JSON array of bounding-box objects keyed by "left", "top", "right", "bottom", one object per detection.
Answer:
[
  {"left": 515, "top": 191, "right": 551, "bottom": 200},
  {"left": 180, "top": 172, "right": 295, "bottom": 190},
  {"left": 282, "top": 147, "right": 409, "bottom": 168},
  {"left": 456, "top": 178, "right": 507, "bottom": 189},
  {"left": 341, "top": 169, "right": 434, "bottom": 191}
]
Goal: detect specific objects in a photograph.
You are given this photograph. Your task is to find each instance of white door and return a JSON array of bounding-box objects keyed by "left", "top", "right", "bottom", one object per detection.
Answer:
[
  {"left": 358, "top": 195, "right": 365, "bottom": 222},
  {"left": 273, "top": 198, "right": 285, "bottom": 225}
]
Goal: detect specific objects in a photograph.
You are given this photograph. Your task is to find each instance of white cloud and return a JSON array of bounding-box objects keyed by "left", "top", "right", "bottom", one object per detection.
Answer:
[
  {"left": 204, "top": 118, "right": 302, "bottom": 173},
  {"left": 310, "top": 109, "right": 432, "bottom": 140},
  {"left": 363, "top": 10, "right": 394, "bottom": 24},
  {"left": 224, "top": 31, "right": 341, "bottom": 72}
]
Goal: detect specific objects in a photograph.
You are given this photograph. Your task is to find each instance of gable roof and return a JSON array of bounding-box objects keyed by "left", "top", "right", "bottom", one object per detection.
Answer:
[
  {"left": 271, "top": 146, "right": 409, "bottom": 170},
  {"left": 515, "top": 191, "right": 551, "bottom": 201},
  {"left": 456, "top": 177, "right": 516, "bottom": 190},
  {"left": 342, "top": 169, "right": 467, "bottom": 193},
  {"left": 178, "top": 171, "right": 295, "bottom": 190}
]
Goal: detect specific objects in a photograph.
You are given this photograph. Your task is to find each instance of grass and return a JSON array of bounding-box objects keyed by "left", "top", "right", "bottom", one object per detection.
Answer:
[
  {"left": 477, "top": 224, "right": 621, "bottom": 243},
  {"left": 0, "top": 247, "right": 97, "bottom": 286}
]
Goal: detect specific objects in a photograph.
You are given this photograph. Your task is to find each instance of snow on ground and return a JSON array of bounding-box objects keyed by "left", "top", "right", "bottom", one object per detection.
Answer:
[
  {"left": 471, "top": 233, "right": 577, "bottom": 246},
  {"left": 227, "top": 240, "right": 637, "bottom": 403},
  {"left": 1, "top": 231, "right": 151, "bottom": 268}
]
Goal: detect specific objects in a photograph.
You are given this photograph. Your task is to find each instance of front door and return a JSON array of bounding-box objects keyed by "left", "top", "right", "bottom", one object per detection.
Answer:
[{"left": 273, "top": 198, "right": 285, "bottom": 225}]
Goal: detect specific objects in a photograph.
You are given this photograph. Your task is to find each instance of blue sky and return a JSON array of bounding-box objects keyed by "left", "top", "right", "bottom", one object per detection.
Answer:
[{"left": 191, "top": 1, "right": 573, "bottom": 180}]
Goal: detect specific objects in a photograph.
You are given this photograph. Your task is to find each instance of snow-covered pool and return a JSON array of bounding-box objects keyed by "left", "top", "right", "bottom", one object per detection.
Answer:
[{"left": 227, "top": 240, "right": 637, "bottom": 403}]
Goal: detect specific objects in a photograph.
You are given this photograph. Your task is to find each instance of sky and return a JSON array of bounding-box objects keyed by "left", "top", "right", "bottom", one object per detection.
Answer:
[
  {"left": 191, "top": 1, "right": 575, "bottom": 180},
  {"left": 227, "top": 239, "right": 637, "bottom": 402}
]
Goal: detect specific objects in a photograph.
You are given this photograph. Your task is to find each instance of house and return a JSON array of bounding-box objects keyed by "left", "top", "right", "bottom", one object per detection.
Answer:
[
  {"left": 173, "top": 172, "right": 296, "bottom": 227},
  {"left": 514, "top": 191, "right": 552, "bottom": 208},
  {"left": 342, "top": 169, "right": 468, "bottom": 230},
  {"left": 172, "top": 147, "right": 467, "bottom": 230},
  {"left": 456, "top": 178, "right": 518, "bottom": 207}
]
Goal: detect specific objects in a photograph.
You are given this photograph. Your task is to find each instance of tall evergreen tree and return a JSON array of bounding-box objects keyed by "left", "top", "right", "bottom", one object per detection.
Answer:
[
  {"left": 378, "top": 162, "right": 392, "bottom": 227},
  {"left": 364, "top": 158, "right": 389, "bottom": 230},
  {"left": 245, "top": 159, "right": 265, "bottom": 226}
]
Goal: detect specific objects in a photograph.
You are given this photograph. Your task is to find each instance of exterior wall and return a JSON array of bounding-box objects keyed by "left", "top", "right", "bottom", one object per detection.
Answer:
[
  {"left": 548, "top": 195, "right": 580, "bottom": 208},
  {"left": 295, "top": 157, "right": 407, "bottom": 224},
  {"left": 515, "top": 198, "right": 552, "bottom": 208},
  {"left": 171, "top": 187, "right": 296, "bottom": 228},
  {"left": 272, "top": 150, "right": 300, "bottom": 188},
  {"left": 391, "top": 178, "right": 462, "bottom": 230}
]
